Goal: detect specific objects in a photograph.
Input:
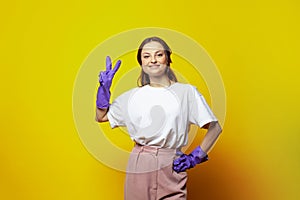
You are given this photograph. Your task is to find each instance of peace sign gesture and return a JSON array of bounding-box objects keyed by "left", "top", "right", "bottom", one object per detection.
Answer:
[
  {"left": 96, "top": 56, "right": 122, "bottom": 109},
  {"left": 99, "top": 56, "right": 121, "bottom": 88}
]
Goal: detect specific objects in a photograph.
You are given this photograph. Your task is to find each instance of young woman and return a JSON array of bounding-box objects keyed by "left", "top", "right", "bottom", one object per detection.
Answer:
[{"left": 95, "top": 37, "right": 222, "bottom": 200}]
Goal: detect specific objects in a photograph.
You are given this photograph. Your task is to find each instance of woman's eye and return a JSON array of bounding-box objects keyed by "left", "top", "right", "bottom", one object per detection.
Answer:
[
  {"left": 157, "top": 53, "right": 163, "bottom": 57},
  {"left": 143, "top": 55, "right": 150, "bottom": 58}
]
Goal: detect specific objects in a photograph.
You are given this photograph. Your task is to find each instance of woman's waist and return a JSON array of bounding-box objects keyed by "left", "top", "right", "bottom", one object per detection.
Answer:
[{"left": 134, "top": 143, "right": 183, "bottom": 155}]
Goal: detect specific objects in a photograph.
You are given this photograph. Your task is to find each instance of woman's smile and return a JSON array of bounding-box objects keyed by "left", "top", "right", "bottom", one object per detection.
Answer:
[{"left": 141, "top": 41, "right": 168, "bottom": 78}]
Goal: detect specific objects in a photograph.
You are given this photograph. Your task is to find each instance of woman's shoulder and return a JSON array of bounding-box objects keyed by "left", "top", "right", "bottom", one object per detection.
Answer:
[
  {"left": 172, "top": 82, "right": 197, "bottom": 91},
  {"left": 118, "top": 87, "right": 140, "bottom": 97},
  {"left": 111, "top": 87, "right": 139, "bottom": 102},
  {"left": 171, "top": 82, "right": 205, "bottom": 98}
]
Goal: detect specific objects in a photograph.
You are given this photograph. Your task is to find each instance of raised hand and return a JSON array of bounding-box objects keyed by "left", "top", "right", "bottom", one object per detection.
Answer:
[
  {"left": 99, "top": 56, "right": 121, "bottom": 87},
  {"left": 96, "top": 56, "right": 121, "bottom": 109}
]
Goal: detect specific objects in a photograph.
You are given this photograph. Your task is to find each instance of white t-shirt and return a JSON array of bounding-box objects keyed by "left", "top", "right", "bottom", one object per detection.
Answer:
[{"left": 107, "top": 82, "right": 218, "bottom": 149}]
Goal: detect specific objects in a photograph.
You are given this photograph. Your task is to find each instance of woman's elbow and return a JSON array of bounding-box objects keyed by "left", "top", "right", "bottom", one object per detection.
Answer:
[
  {"left": 95, "top": 115, "right": 108, "bottom": 123},
  {"left": 95, "top": 116, "right": 101, "bottom": 123},
  {"left": 211, "top": 121, "right": 222, "bottom": 135},
  {"left": 95, "top": 108, "right": 109, "bottom": 123},
  {"left": 216, "top": 122, "right": 223, "bottom": 135}
]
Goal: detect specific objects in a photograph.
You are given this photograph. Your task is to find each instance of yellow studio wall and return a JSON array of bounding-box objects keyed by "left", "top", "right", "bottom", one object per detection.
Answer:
[{"left": 1, "top": 1, "right": 300, "bottom": 200}]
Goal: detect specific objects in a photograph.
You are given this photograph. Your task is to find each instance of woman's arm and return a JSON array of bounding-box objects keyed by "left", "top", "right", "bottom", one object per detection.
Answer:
[
  {"left": 95, "top": 56, "right": 121, "bottom": 123},
  {"left": 173, "top": 121, "right": 222, "bottom": 173},
  {"left": 200, "top": 121, "right": 222, "bottom": 154},
  {"left": 95, "top": 108, "right": 109, "bottom": 122}
]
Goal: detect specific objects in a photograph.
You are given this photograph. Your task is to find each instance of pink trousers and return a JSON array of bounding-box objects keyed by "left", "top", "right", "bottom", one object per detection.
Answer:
[{"left": 124, "top": 144, "right": 187, "bottom": 200}]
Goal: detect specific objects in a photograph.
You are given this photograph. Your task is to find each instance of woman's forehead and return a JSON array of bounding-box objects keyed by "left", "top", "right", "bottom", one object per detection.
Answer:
[{"left": 142, "top": 41, "right": 164, "bottom": 52}]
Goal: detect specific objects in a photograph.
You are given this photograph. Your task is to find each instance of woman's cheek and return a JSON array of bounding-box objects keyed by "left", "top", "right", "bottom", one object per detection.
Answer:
[
  {"left": 160, "top": 57, "right": 167, "bottom": 64},
  {"left": 141, "top": 59, "right": 148, "bottom": 66}
]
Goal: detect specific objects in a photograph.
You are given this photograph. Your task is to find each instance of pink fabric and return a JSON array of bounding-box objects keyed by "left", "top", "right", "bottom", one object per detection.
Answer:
[{"left": 125, "top": 144, "right": 187, "bottom": 200}]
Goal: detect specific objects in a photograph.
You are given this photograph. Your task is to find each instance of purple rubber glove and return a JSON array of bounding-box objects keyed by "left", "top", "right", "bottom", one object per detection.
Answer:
[
  {"left": 96, "top": 56, "right": 121, "bottom": 109},
  {"left": 173, "top": 146, "right": 208, "bottom": 173}
]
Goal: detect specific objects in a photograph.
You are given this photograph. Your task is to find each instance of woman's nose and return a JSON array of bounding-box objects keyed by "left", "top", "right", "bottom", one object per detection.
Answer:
[{"left": 151, "top": 56, "right": 157, "bottom": 63}]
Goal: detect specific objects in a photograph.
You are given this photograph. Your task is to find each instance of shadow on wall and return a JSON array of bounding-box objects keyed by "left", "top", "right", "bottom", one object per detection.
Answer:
[{"left": 187, "top": 154, "right": 261, "bottom": 200}]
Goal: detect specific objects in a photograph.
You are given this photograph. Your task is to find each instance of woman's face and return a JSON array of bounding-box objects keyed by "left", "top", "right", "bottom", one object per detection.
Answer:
[{"left": 141, "top": 41, "right": 168, "bottom": 78}]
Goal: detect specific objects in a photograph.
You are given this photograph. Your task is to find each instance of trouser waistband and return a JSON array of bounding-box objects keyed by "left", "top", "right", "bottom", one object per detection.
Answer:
[{"left": 134, "top": 143, "right": 179, "bottom": 155}]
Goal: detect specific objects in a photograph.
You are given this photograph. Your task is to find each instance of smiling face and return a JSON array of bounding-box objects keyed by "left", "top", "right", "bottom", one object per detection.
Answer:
[{"left": 141, "top": 41, "right": 168, "bottom": 78}]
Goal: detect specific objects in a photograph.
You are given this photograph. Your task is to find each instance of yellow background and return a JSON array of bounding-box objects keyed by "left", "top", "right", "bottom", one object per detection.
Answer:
[{"left": 1, "top": 0, "right": 300, "bottom": 199}]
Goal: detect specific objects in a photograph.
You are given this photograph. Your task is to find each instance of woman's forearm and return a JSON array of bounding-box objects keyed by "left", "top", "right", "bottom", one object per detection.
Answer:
[
  {"left": 200, "top": 121, "right": 222, "bottom": 154},
  {"left": 95, "top": 107, "right": 108, "bottom": 122}
]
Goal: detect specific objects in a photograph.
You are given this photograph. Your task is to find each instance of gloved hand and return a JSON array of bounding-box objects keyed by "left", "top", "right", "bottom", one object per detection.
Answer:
[
  {"left": 173, "top": 146, "right": 208, "bottom": 173},
  {"left": 96, "top": 56, "right": 121, "bottom": 109}
]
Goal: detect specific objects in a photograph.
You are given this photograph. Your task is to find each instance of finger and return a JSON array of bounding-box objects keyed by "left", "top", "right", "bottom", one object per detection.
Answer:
[
  {"left": 173, "top": 165, "right": 181, "bottom": 172},
  {"left": 99, "top": 71, "right": 104, "bottom": 83},
  {"left": 173, "top": 160, "right": 179, "bottom": 166},
  {"left": 173, "top": 166, "right": 180, "bottom": 173},
  {"left": 178, "top": 163, "right": 188, "bottom": 172},
  {"left": 181, "top": 166, "right": 188, "bottom": 172},
  {"left": 173, "top": 157, "right": 184, "bottom": 165},
  {"left": 173, "top": 158, "right": 183, "bottom": 165},
  {"left": 173, "top": 164, "right": 186, "bottom": 173},
  {"left": 106, "top": 56, "right": 112, "bottom": 71},
  {"left": 112, "top": 60, "right": 121, "bottom": 74}
]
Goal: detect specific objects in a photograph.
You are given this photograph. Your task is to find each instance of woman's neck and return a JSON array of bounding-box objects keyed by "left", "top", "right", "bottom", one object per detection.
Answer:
[{"left": 149, "top": 76, "right": 172, "bottom": 88}]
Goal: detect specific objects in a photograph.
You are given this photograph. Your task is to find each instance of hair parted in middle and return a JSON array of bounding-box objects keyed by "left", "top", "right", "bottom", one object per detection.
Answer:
[{"left": 136, "top": 36, "right": 178, "bottom": 86}]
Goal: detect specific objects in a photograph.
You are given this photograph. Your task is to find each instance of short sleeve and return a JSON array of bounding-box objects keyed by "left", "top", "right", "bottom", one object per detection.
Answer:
[
  {"left": 107, "top": 95, "right": 126, "bottom": 128},
  {"left": 189, "top": 86, "right": 218, "bottom": 128}
]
